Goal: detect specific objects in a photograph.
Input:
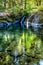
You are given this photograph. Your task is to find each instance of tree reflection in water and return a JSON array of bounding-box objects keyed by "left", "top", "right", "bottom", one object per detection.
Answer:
[{"left": 0, "top": 21, "right": 43, "bottom": 65}]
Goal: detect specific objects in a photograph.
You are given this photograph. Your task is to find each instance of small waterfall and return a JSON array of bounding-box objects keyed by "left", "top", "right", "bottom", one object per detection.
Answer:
[{"left": 24, "top": 21, "right": 31, "bottom": 28}]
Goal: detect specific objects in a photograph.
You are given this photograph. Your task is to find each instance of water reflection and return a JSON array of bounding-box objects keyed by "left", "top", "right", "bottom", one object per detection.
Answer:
[
  {"left": 0, "top": 17, "right": 43, "bottom": 65},
  {"left": 14, "top": 50, "right": 19, "bottom": 65}
]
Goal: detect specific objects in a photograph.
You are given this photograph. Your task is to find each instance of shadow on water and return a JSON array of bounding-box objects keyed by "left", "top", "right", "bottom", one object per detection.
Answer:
[{"left": 0, "top": 13, "right": 43, "bottom": 65}]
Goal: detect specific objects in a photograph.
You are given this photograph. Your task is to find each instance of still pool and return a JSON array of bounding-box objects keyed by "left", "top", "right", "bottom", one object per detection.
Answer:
[{"left": 0, "top": 19, "right": 43, "bottom": 65}]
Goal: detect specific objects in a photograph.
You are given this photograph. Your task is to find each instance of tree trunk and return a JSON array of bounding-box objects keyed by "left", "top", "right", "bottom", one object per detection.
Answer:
[
  {"left": 4, "top": 0, "right": 6, "bottom": 9},
  {"left": 36, "top": 0, "right": 41, "bottom": 6},
  {"left": 25, "top": 0, "right": 26, "bottom": 9}
]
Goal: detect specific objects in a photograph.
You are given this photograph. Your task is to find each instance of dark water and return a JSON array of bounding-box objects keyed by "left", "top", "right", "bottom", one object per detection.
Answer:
[{"left": 0, "top": 14, "right": 43, "bottom": 65}]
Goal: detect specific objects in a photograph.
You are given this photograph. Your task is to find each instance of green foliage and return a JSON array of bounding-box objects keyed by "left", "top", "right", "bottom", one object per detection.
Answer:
[{"left": 0, "top": 0, "right": 43, "bottom": 16}]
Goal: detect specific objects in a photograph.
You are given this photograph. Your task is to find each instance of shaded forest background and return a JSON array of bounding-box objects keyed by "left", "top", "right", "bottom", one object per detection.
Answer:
[
  {"left": 0, "top": 0, "right": 43, "bottom": 21},
  {"left": 0, "top": 0, "right": 43, "bottom": 14}
]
